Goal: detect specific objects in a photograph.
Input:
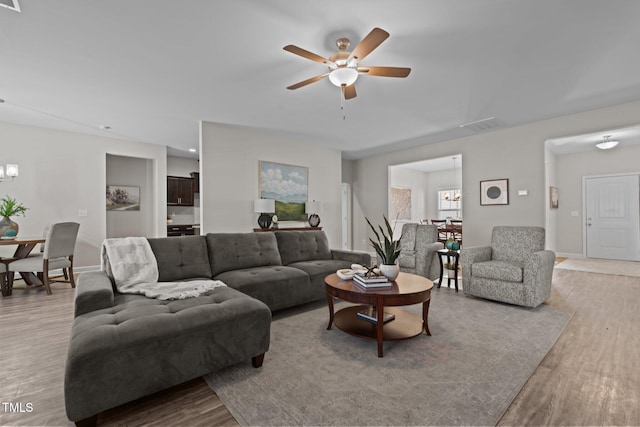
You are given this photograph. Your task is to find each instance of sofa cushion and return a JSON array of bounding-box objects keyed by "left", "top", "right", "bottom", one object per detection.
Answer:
[
  {"left": 207, "top": 233, "right": 282, "bottom": 276},
  {"left": 214, "top": 265, "right": 312, "bottom": 312},
  {"left": 148, "top": 236, "right": 212, "bottom": 282},
  {"left": 472, "top": 260, "right": 524, "bottom": 282},
  {"left": 288, "top": 259, "right": 353, "bottom": 289},
  {"left": 275, "top": 230, "right": 332, "bottom": 265}
]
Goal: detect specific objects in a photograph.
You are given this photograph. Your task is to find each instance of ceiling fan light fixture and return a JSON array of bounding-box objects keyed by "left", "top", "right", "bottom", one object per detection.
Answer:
[
  {"left": 596, "top": 135, "right": 619, "bottom": 150},
  {"left": 328, "top": 67, "right": 358, "bottom": 87}
]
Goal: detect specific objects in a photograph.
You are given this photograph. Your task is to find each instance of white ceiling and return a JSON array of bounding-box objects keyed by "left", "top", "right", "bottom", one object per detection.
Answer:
[{"left": 2, "top": 1, "right": 640, "bottom": 160}]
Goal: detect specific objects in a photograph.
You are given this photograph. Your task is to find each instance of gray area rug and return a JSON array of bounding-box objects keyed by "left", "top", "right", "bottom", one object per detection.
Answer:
[{"left": 205, "top": 289, "right": 570, "bottom": 426}]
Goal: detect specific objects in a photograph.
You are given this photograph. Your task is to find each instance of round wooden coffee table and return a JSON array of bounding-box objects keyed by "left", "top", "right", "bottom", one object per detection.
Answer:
[{"left": 325, "top": 272, "right": 433, "bottom": 357}]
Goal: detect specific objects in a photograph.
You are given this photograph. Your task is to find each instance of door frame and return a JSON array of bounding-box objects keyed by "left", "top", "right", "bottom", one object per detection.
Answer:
[{"left": 582, "top": 172, "right": 640, "bottom": 259}]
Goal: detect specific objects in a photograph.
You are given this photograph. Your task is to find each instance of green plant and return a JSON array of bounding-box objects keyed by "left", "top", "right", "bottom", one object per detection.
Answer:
[
  {"left": 0, "top": 195, "right": 28, "bottom": 218},
  {"left": 366, "top": 215, "right": 402, "bottom": 265},
  {"left": 444, "top": 262, "right": 457, "bottom": 271}
]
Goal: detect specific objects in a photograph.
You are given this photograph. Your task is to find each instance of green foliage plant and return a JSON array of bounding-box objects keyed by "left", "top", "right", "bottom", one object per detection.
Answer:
[
  {"left": 365, "top": 215, "right": 402, "bottom": 265},
  {"left": 0, "top": 195, "right": 28, "bottom": 218}
]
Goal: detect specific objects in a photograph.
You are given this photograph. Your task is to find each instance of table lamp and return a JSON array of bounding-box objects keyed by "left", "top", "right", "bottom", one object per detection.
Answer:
[
  {"left": 305, "top": 200, "right": 321, "bottom": 227},
  {"left": 254, "top": 199, "right": 275, "bottom": 229}
]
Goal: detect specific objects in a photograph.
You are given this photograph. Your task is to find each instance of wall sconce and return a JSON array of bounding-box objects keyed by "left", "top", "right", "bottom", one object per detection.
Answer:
[
  {"left": 305, "top": 200, "right": 322, "bottom": 227},
  {"left": 0, "top": 164, "right": 18, "bottom": 182},
  {"left": 254, "top": 199, "right": 275, "bottom": 229}
]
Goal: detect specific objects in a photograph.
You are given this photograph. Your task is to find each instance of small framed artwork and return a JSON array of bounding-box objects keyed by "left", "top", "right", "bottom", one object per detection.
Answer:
[
  {"left": 480, "top": 179, "right": 509, "bottom": 205},
  {"left": 550, "top": 186, "right": 559, "bottom": 209},
  {"left": 106, "top": 185, "right": 141, "bottom": 211}
]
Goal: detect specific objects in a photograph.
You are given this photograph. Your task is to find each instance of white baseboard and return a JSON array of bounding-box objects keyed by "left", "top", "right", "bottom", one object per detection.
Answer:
[{"left": 556, "top": 252, "right": 584, "bottom": 258}]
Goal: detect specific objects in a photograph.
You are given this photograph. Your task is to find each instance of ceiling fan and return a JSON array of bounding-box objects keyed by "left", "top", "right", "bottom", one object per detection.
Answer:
[{"left": 283, "top": 27, "right": 411, "bottom": 100}]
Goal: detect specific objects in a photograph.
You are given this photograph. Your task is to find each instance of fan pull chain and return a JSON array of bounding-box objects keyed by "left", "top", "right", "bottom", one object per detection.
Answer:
[{"left": 340, "top": 84, "right": 346, "bottom": 120}]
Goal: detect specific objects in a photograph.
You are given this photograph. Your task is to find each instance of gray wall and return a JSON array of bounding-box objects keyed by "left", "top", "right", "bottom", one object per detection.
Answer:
[
  {"left": 555, "top": 144, "right": 640, "bottom": 256},
  {"left": 106, "top": 154, "right": 155, "bottom": 238},
  {"left": 348, "top": 100, "right": 640, "bottom": 252},
  {"left": 199, "top": 122, "right": 343, "bottom": 248},
  {"left": 0, "top": 121, "right": 167, "bottom": 268}
]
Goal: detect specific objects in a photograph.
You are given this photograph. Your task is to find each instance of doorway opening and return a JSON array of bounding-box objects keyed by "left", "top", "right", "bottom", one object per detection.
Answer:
[{"left": 388, "top": 154, "right": 463, "bottom": 228}]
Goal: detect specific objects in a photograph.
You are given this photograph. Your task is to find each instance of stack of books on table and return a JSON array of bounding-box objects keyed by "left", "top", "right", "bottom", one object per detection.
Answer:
[
  {"left": 356, "top": 306, "right": 396, "bottom": 324},
  {"left": 353, "top": 272, "right": 392, "bottom": 289}
]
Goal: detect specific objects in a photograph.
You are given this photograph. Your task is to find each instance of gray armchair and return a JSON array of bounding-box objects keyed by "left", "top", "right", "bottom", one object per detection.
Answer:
[
  {"left": 460, "top": 226, "right": 555, "bottom": 308},
  {"left": 396, "top": 223, "right": 443, "bottom": 281}
]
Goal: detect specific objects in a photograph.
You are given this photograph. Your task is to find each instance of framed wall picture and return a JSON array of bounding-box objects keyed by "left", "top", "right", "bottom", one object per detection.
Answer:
[
  {"left": 106, "top": 185, "right": 140, "bottom": 211},
  {"left": 480, "top": 179, "right": 509, "bottom": 205},
  {"left": 259, "top": 161, "right": 308, "bottom": 221},
  {"left": 550, "top": 186, "right": 559, "bottom": 209}
]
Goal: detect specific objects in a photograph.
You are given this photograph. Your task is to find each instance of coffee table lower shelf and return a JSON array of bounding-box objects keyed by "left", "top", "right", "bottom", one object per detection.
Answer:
[{"left": 334, "top": 305, "right": 424, "bottom": 341}]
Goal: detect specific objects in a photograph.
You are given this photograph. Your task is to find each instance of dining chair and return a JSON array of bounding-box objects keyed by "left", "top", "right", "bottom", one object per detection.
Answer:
[
  {"left": 0, "top": 263, "right": 7, "bottom": 297},
  {"left": 430, "top": 219, "right": 448, "bottom": 243},
  {"left": 7, "top": 222, "right": 80, "bottom": 295},
  {"left": 449, "top": 219, "right": 463, "bottom": 247}
]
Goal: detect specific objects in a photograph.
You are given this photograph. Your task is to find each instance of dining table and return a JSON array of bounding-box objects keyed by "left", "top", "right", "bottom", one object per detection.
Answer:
[{"left": 0, "top": 236, "right": 46, "bottom": 295}]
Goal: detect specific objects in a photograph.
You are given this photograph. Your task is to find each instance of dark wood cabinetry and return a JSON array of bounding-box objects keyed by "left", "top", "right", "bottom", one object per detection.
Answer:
[
  {"left": 167, "top": 224, "right": 196, "bottom": 236},
  {"left": 167, "top": 176, "right": 194, "bottom": 206},
  {"left": 190, "top": 172, "right": 199, "bottom": 194}
]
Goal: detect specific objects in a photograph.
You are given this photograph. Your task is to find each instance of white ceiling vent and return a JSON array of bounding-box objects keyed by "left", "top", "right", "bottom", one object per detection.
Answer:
[
  {"left": 459, "top": 117, "right": 501, "bottom": 132},
  {"left": 0, "top": 0, "right": 21, "bottom": 12}
]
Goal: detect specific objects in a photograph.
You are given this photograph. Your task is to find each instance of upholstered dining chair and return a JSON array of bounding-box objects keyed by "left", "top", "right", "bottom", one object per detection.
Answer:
[
  {"left": 460, "top": 226, "right": 555, "bottom": 308},
  {"left": 7, "top": 222, "right": 80, "bottom": 295}
]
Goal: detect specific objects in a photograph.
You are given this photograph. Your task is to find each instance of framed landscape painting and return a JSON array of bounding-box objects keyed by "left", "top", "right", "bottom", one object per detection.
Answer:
[
  {"left": 259, "top": 161, "right": 308, "bottom": 221},
  {"left": 106, "top": 185, "right": 140, "bottom": 211}
]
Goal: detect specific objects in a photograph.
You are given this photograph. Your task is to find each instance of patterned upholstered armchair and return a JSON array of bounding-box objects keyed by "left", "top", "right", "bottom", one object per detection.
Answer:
[
  {"left": 396, "top": 223, "right": 444, "bottom": 281},
  {"left": 460, "top": 226, "right": 555, "bottom": 308}
]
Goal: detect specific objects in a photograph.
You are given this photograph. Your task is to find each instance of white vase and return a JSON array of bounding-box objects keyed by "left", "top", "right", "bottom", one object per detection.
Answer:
[
  {"left": 379, "top": 263, "right": 400, "bottom": 281},
  {"left": 446, "top": 269, "right": 456, "bottom": 278}
]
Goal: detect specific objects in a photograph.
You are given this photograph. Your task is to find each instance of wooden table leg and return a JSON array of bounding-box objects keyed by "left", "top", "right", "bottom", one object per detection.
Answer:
[
  {"left": 422, "top": 299, "right": 432, "bottom": 336},
  {"left": 377, "top": 296, "right": 384, "bottom": 357},
  {"left": 326, "top": 293, "right": 334, "bottom": 330},
  {"left": 437, "top": 254, "right": 444, "bottom": 288}
]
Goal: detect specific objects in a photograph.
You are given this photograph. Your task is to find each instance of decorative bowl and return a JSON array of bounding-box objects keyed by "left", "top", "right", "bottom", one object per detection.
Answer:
[{"left": 336, "top": 269, "right": 354, "bottom": 280}]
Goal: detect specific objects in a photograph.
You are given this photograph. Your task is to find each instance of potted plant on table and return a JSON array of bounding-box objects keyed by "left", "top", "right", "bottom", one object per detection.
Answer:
[
  {"left": 366, "top": 215, "right": 402, "bottom": 281},
  {"left": 0, "top": 195, "right": 28, "bottom": 239},
  {"left": 444, "top": 262, "right": 457, "bottom": 278}
]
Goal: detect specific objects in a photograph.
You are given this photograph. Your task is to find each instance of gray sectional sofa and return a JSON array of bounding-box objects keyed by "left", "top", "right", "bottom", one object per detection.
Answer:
[{"left": 65, "top": 230, "right": 370, "bottom": 425}]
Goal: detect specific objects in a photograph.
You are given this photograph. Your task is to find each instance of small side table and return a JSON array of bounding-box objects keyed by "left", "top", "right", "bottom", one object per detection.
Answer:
[{"left": 436, "top": 249, "right": 460, "bottom": 292}]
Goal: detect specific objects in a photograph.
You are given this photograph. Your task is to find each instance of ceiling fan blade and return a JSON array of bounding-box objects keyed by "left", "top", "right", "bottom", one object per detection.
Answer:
[
  {"left": 283, "top": 45, "right": 335, "bottom": 67},
  {"left": 348, "top": 27, "right": 390, "bottom": 62},
  {"left": 358, "top": 66, "right": 411, "bottom": 78},
  {"left": 343, "top": 84, "right": 357, "bottom": 99},
  {"left": 286, "top": 73, "right": 329, "bottom": 90}
]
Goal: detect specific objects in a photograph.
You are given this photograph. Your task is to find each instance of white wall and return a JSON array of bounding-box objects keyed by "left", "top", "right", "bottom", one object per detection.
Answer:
[
  {"left": 0, "top": 122, "right": 167, "bottom": 268},
  {"left": 424, "top": 168, "right": 463, "bottom": 221},
  {"left": 348, "top": 100, "right": 640, "bottom": 252},
  {"left": 106, "top": 154, "right": 155, "bottom": 238},
  {"left": 200, "top": 122, "right": 343, "bottom": 248},
  {"left": 555, "top": 143, "right": 640, "bottom": 256}
]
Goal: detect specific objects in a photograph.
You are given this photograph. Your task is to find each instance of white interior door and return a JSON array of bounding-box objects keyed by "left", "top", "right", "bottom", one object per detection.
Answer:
[
  {"left": 341, "top": 183, "right": 351, "bottom": 250},
  {"left": 585, "top": 174, "right": 640, "bottom": 261}
]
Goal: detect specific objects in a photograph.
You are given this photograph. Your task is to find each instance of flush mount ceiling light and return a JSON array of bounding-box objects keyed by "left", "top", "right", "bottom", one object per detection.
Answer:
[{"left": 596, "top": 135, "right": 619, "bottom": 150}]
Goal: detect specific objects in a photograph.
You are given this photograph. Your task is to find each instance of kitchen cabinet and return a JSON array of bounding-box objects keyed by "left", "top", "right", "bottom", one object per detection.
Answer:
[
  {"left": 167, "top": 176, "right": 194, "bottom": 206},
  {"left": 190, "top": 172, "right": 199, "bottom": 194},
  {"left": 167, "top": 224, "right": 196, "bottom": 237}
]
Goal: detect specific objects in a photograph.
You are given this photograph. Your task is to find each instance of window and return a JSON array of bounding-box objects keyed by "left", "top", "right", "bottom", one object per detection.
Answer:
[{"left": 438, "top": 188, "right": 461, "bottom": 218}]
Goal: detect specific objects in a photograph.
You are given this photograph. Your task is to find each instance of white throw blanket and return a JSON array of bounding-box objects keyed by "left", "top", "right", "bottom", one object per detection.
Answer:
[{"left": 101, "top": 237, "right": 226, "bottom": 300}]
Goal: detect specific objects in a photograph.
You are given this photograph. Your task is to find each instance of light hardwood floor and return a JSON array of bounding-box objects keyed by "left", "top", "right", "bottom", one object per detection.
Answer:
[{"left": 1, "top": 268, "right": 638, "bottom": 426}]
